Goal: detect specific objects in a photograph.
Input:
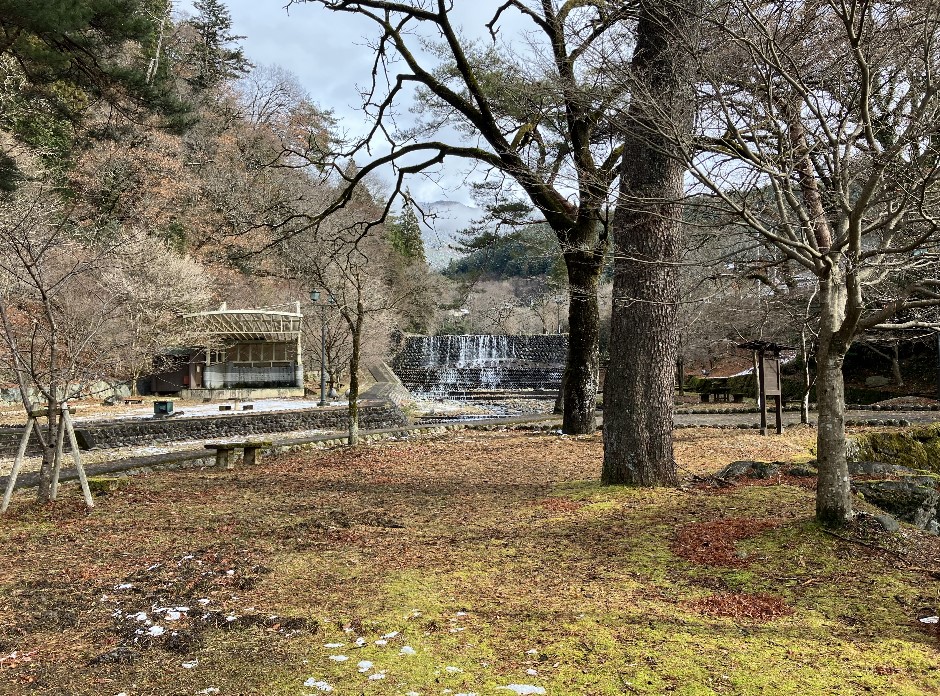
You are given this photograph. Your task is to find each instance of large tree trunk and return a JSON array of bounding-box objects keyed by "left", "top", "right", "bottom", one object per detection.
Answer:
[
  {"left": 602, "top": 0, "right": 698, "bottom": 486},
  {"left": 561, "top": 252, "right": 602, "bottom": 434},
  {"left": 815, "top": 277, "right": 853, "bottom": 525},
  {"left": 815, "top": 340, "right": 852, "bottom": 525},
  {"left": 603, "top": 241, "right": 680, "bottom": 485}
]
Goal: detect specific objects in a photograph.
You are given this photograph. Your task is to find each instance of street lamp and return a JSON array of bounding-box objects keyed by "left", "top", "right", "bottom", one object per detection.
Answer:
[{"left": 309, "top": 290, "right": 334, "bottom": 406}]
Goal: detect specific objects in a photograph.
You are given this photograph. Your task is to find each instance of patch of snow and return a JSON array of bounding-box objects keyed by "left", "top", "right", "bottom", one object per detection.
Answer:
[
  {"left": 498, "top": 686, "right": 546, "bottom": 695},
  {"left": 405, "top": 692, "right": 421, "bottom": 696},
  {"left": 303, "top": 678, "right": 334, "bottom": 692},
  {"left": 324, "top": 642, "right": 345, "bottom": 648},
  {"left": 198, "top": 598, "right": 210, "bottom": 605},
  {"left": 226, "top": 569, "right": 235, "bottom": 576},
  {"left": 175, "top": 606, "right": 190, "bottom": 612},
  {"left": 374, "top": 639, "right": 388, "bottom": 646},
  {"left": 526, "top": 669, "right": 538, "bottom": 676},
  {"left": 328, "top": 655, "right": 349, "bottom": 662},
  {"left": 919, "top": 616, "right": 939, "bottom": 624},
  {"left": 357, "top": 660, "right": 373, "bottom": 673},
  {"left": 367, "top": 672, "right": 386, "bottom": 680},
  {"left": 400, "top": 646, "right": 417, "bottom": 656},
  {"left": 455, "top": 611, "right": 467, "bottom": 617},
  {"left": 225, "top": 615, "right": 237, "bottom": 622},
  {"left": 381, "top": 630, "right": 400, "bottom": 639},
  {"left": 146, "top": 562, "right": 161, "bottom": 571},
  {"left": 147, "top": 625, "right": 165, "bottom": 637},
  {"left": 445, "top": 666, "right": 463, "bottom": 673},
  {"left": 525, "top": 649, "right": 538, "bottom": 655},
  {"left": 115, "top": 583, "right": 134, "bottom": 590},
  {"left": 165, "top": 611, "right": 182, "bottom": 621},
  {"left": 132, "top": 612, "right": 148, "bottom": 622},
  {"left": 354, "top": 637, "right": 367, "bottom": 646},
  {"left": 182, "top": 659, "right": 198, "bottom": 669},
  {"left": 197, "top": 689, "right": 220, "bottom": 695}
]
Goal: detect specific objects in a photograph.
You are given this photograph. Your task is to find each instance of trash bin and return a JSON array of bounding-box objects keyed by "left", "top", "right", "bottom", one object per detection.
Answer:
[{"left": 154, "top": 400, "right": 173, "bottom": 416}]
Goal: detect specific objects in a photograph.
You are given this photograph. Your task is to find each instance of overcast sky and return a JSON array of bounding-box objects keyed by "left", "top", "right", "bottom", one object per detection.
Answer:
[{"left": 174, "top": 1, "right": 537, "bottom": 206}]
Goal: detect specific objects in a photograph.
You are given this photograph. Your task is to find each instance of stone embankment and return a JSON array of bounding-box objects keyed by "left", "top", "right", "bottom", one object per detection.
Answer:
[{"left": 0, "top": 402, "right": 405, "bottom": 455}]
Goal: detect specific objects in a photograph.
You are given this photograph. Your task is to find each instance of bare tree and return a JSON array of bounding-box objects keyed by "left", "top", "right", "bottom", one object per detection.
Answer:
[
  {"left": 280, "top": 188, "right": 413, "bottom": 444},
  {"left": 108, "top": 238, "right": 213, "bottom": 394},
  {"left": 0, "top": 182, "right": 130, "bottom": 502},
  {"left": 690, "top": 0, "right": 940, "bottom": 524}
]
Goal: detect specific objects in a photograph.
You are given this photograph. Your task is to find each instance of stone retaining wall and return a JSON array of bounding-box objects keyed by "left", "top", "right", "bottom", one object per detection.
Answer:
[{"left": 0, "top": 402, "right": 405, "bottom": 455}]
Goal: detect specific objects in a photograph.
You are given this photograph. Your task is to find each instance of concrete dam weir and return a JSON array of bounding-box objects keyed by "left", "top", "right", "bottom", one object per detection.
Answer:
[{"left": 391, "top": 334, "right": 568, "bottom": 397}]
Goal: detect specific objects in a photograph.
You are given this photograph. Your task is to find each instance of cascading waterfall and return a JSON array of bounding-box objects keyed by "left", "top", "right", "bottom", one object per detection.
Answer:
[{"left": 392, "top": 334, "right": 566, "bottom": 398}]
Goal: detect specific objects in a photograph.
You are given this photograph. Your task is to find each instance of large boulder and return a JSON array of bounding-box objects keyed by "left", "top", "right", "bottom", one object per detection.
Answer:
[
  {"left": 716, "top": 460, "right": 782, "bottom": 480},
  {"left": 853, "top": 478, "right": 939, "bottom": 531},
  {"left": 850, "top": 426, "right": 940, "bottom": 474}
]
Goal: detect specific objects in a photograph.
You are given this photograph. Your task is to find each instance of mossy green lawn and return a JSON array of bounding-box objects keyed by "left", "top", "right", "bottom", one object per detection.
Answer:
[{"left": 0, "top": 428, "right": 937, "bottom": 695}]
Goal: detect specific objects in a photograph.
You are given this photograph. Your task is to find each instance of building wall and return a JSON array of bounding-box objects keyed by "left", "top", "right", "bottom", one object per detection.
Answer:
[{"left": 204, "top": 341, "right": 300, "bottom": 389}]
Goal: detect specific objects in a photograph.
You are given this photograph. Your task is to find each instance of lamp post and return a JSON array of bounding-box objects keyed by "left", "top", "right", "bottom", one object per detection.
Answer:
[{"left": 309, "top": 290, "right": 333, "bottom": 407}]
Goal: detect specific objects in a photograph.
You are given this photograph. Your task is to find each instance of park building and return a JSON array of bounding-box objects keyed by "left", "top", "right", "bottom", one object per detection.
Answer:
[{"left": 149, "top": 303, "right": 305, "bottom": 399}]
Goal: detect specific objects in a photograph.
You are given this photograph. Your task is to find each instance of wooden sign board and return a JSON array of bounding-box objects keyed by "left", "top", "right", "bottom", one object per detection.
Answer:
[{"left": 763, "top": 358, "right": 781, "bottom": 396}]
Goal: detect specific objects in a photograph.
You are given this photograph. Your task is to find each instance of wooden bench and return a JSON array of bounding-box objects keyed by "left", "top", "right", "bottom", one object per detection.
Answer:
[{"left": 204, "top": 441, "right": 273, "bottom": 469}]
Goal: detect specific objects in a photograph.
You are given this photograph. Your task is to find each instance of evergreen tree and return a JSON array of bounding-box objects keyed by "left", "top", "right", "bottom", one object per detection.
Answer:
[
  {"left": 0, "top": 0, "right": 186, "bottom": 187},
  {"left": 188, "top": 0, "right": 251, "bottom": 90},
  {"left": 387, "top": 199, "right": 426, "bottom": 264}
]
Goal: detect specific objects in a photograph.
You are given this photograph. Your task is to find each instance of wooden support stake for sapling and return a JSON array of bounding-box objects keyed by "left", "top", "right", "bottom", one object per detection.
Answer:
[
  {"left": 1, "top": 416, "right": 35, "bottom": 514},
  {"left": 62, "top": 406, "right": 94, "bottom": 509}
]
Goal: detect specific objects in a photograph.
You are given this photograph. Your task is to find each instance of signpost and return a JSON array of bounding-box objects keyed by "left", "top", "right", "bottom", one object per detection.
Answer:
[{"left": 738, "top": 340, "right": 794, "bottom": 435}]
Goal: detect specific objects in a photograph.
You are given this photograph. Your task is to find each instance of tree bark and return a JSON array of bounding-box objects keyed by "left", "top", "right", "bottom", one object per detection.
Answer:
[
  {"left": 562, "top": 252, "right": 602, "bottom": 434},
  {"left": 602, "top": 0, "right": 698, "bottom": 486},
  {"left": 799, "top": 329, "right": 811, "bottom": 425},
  {"left": 891, "top": 341, "right": 903, "bottom": 386},
  {"left": 815, "top": 278, "right": 853, "bottom": 525},
  {"left": 38, "top": 397, "right": 56, "bottom": 503},
  {"left": 815, "top": 341, "right": 852, "bottom": 525},
  {"left": 347, "top": 310, "right": 362, "bottom": 446}
]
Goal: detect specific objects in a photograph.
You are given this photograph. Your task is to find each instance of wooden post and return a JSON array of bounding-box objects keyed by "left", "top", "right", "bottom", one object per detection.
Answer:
[
  {"left": 62, "top": 407, "right": 94, "bottom": 509},
  {"left": 757, "top": 349, "right": 767, "bottom": 435},
  {"left": 773, "top": 348, "right": 783, "bottom": 435},
  {"left": 1, "top": 417, "right": 35, "bottom": 514},
  {"left": 50, "top": 414, "right": 67, "bottom": 501}
]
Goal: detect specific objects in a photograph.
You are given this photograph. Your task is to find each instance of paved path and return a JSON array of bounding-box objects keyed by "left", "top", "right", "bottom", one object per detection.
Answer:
[{"left": 673, "top": 409, "right": 940, "bottom": 428}]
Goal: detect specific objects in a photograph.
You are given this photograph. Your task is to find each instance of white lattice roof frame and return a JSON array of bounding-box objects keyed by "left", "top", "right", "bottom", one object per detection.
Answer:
[{"left": 184, "top": 308, "right": 302, "bottom": 343}]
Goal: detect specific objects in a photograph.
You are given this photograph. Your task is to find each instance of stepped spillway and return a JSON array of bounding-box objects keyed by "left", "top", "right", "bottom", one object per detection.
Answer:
[{"left": 391, "top": 334, "right": 567, "bottom": 397}]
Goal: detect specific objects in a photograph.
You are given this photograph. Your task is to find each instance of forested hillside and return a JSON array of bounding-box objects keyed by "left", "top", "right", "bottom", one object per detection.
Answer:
[{"left": 0, "top": 0, "right": 437, "bottom": 405}]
